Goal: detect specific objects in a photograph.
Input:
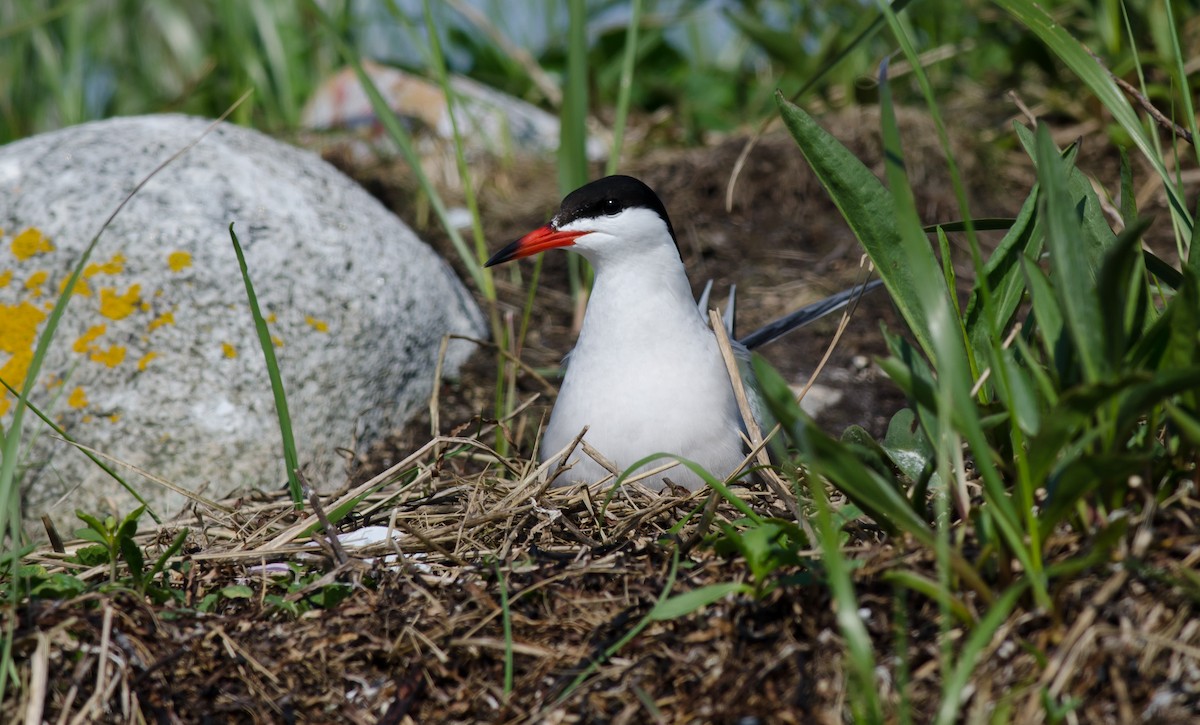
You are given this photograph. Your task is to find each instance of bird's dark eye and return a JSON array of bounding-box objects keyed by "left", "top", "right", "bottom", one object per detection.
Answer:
[{"left": 602, "top": 198, "right": 621, "bottom": 216}]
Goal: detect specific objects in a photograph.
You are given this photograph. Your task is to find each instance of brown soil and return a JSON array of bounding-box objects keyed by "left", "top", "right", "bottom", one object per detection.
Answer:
[{"left": 7, "top": 107, "right": 1197, "bottom": 724}]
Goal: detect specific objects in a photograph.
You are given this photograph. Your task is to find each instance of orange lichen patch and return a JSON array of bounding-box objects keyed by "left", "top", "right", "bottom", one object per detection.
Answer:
[
  {"left": 83, "top": 253, "right": 126, "bottom": 278},
  {"left": 148, "top": 311, "right": 175, "bottom": 332},
  {"left": 67, "top": 386, "right": 87, "bottom": 409},
  {"left": 0, "top": 270, "right": 12, "bottom": 288},
  {"left": 137, "top": 351, "right": 157, "bottom": 371},
  {"left": 89, "top": 345, "right": 126, "bottom": 368},
  {"left": 305, "top": 315, "right": 329, "bottom": 333},
  {"left": 11, "top": 227, "right": 54, "bottom": 260},
  {"left": 271, "top": 335, "right": 284, "bottom": 348},
  {"left": 24, "top": 270, "right": 49, "bottom": 296},
  {"left": 108, "top": 413, "right": 120, "bottom": 423},
  {"left": 168, "top": 251, "right": 192, "bottom": 272},
  {"left": 98, "top": 284, "right": 141, "bottom": 320},
  {"left": 57, "top": 276, "right": 92, "bottom": 298},
  {"left": 73, "top": 324, "right": 107, "bottom": 354},
  {"left": 222, "top": 343, "right": 237, "bottom": 358}
]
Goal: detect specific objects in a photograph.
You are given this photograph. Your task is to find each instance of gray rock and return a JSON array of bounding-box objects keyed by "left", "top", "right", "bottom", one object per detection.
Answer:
[{"left": 0, "top": 114, "right": 484, "bottom": 527}]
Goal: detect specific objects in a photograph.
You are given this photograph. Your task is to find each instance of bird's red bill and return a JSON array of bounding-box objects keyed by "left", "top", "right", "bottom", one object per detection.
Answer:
[{"left": 485, "top": 224, "right": 585, "bottom": 267}]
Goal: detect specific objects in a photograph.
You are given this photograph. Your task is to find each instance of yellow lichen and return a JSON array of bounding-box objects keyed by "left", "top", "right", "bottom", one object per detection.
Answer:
[
  {"left": 108, "top": 413, "right": 121, "bottom": 423},
  {"left": 24, "top": 270, "right": 48, "bottom": 296},
  {"left": 0, "top": 270, "right": 12, "bottom": 288},
  {"left": 12, "top": 228, "right": 53, "bottom": 260},
  {"left": 0, "top": 301, "right": 47, "bottom": 414},
  {"left": 1, "top": 301, "right": 45, "bottom": 356},
  {"left": 168, "top": 251, "right": 192, "bottom": 272},
  {"left": 137, "top": 351, "right": 157, "bottom": 371},
  {"left": 73, "top": 324, "right": 106, "bottom": 354},
  {"left": 83, "top": 253, "right": 126, "bottom": 278},
  {"left": 57, "top": 276, "right": 92, "bottom": 298},
  {"left": 271, "top": 335, "right": 283, "bottom": 348},
  {"left": 98, "top": 284, "right": 141, "bottom": 320},
  {"left": 266, "top": 312, "right": 277, "bottom": 324},
  {"left": 68, "top": 386, "right": 87, "bottom": 409},
  {"left": 89, "top": 345, "right": 126, "bottom": 368},
  {"left": 222, "top": 343, "right": 237, "bottom": 358},
  {"left": 0, "top": 348, "right": 33, "bottom": 395},
  {"left": 305, "top": 315, "right": 329, "bottom": 333},
  {"left": 148, "top": 311, "right": 175, "bottom": 332}
]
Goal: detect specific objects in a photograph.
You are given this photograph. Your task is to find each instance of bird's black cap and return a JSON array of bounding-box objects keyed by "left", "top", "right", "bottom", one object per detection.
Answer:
[{"left": 553, "top": 175, "right": 678, "bottom": 245}]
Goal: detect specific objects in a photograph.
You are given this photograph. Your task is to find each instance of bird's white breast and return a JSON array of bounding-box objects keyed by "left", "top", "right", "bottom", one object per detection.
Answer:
[{"left": 540, "top": 262, "right": 747, "bottom": 490}]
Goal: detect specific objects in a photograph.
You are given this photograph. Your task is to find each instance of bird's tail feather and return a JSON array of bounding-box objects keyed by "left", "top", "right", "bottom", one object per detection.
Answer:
[{"left": 736, "top": 279, "right": 884, "bottom": 350}]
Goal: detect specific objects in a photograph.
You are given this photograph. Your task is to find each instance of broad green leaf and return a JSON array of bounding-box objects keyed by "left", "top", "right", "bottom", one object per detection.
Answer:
[
  {"left": 775, "top": 93, "right": 946, "bottom": 363},
  {"left": 119, "top": 537, "right": 145, "bottom": 585},
  {"left": 792, "top": 413, "right": 931, "bottom": 543},
  {"left": 879, "top": 408, "right": 937, "bottom": 485}
]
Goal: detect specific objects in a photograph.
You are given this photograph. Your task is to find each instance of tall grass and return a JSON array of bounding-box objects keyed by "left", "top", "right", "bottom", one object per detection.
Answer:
[
  {"left": 0, "top": 1, "right": 348, "bottom": 144},
  {"left": 761, "top": 0, "right": 1199, "bottom": 718}
]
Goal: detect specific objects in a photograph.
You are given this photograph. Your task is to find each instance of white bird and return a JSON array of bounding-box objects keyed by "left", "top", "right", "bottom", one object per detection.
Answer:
[{"left": 486, "top": 175, "right": 879, "bottom": 490}]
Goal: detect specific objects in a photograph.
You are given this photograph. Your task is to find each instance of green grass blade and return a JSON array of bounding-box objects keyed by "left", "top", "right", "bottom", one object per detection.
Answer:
[
  {"left": 604, "top": 0, "right": 642, "bottom": 176},
  {"left": 995, "top": 0, "right": 1192, "bottom": 238},
  {"left": 877, "top": 53, "right": 1041, "bottom": 602},
  {"left": 418, "top": 0, "right": 495, "bottom": 305},
  {"left": 0, "top": 378, "right": 157, "bottom": 522},
  {"left": 498, "top": 563, "right": 514, "bottom": 695},
  {"left": 556, "top": 548, "right": 680, "bottom": 703},
  {"left": 964, "top": 185, "right": 1040, "bottom": 360},
  {"left": 560, "top": 0, "right": 590, "bottom": 298},
  {"left": 304, "top": 0, "right": 485, "bottom": 291},
  {"left": 935, "top": 581, "right": 1028, "bottom": 725},
  {"left": 0, "top": 109, "right": 242, "bottom": 704},
  {"left": 1162, "top": 0, "right": 1199, "bottom": 171},
  {"left": 1033, "top": 125, "right": 1108, "bottom": 382},
  {"left": 811, "top": 477, "right": 883, "bottom": 724},
  {"left": 651, "top": 582, "right": 751, "bottom": 620},
  {"left": 228, "top": 224, "right": 302, "bottom": 506}
]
